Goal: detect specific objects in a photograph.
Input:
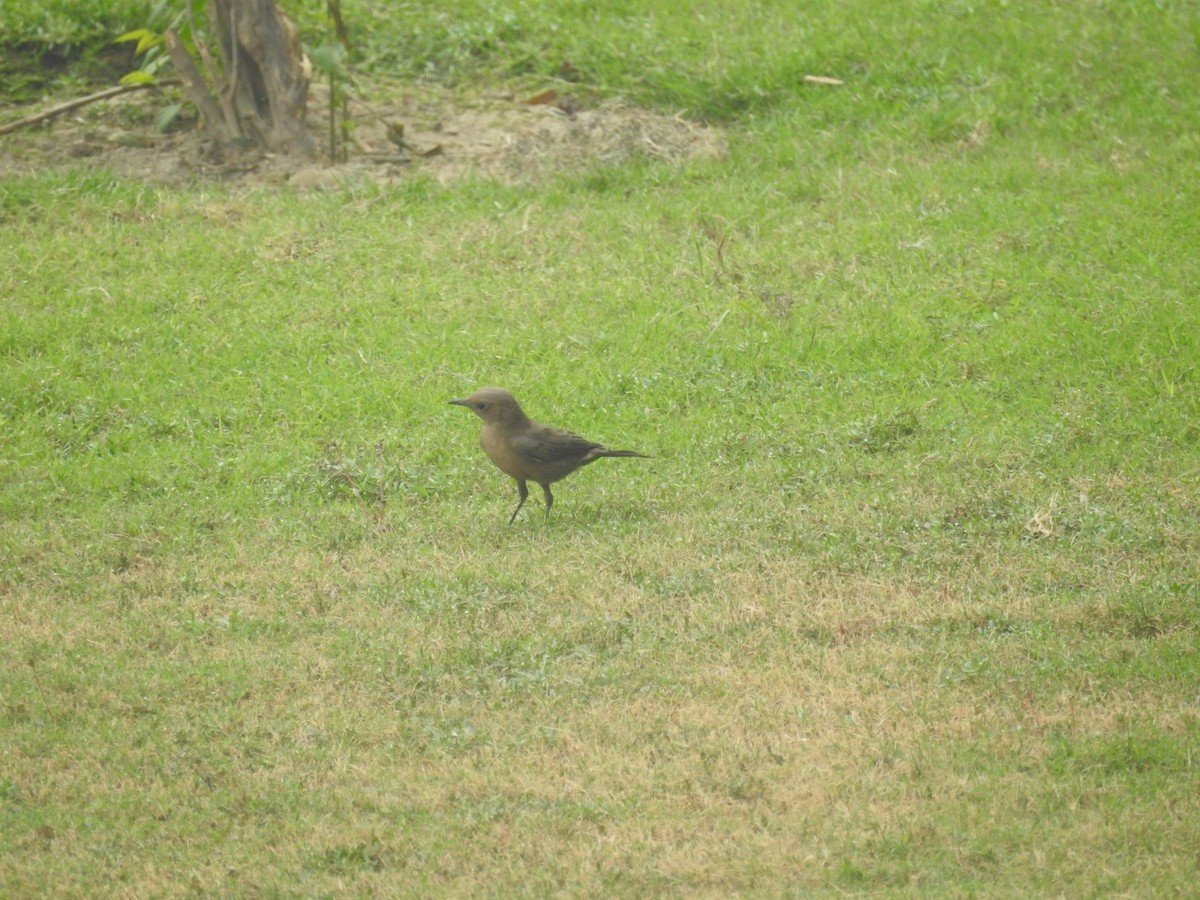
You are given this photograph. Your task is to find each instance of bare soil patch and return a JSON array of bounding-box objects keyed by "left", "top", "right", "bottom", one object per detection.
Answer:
[{"left": 0, "top": 83, "right": 725, "bottom": 188}]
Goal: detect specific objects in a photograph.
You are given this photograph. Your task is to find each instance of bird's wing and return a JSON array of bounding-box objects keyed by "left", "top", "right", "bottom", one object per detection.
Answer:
[{"left": 512, "top": 427, "right": 601, "bottom": 464}]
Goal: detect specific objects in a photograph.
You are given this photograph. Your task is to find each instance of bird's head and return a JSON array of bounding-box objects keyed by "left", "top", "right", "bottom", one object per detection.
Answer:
[{"left": 449, "top": 387, "right": 529, "bottom": 425}]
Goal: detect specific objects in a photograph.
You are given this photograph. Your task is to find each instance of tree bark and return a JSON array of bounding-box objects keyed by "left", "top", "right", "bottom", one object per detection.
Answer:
[
  {"left": 165, "top": 28, "right": 236, "bottom": 144},
  {"left": 211, "top": 0, "right": 314, "bottom": 156},
  {"left": 168, "top": 0, "right": 315, "bottom": 157}
]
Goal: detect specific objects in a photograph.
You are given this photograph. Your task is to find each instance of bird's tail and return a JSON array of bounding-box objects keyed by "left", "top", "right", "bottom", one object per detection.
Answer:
[{"left": 600, "top": 449, "right": 651, "bottom": 459}]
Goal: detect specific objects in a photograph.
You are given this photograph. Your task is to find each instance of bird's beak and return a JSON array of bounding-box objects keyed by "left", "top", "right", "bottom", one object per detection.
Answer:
[{"left": 448, "top": 398, "right": 469, "bottom": 407}]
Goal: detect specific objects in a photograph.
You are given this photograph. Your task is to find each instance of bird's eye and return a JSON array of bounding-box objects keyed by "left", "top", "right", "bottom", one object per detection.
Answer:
[{"left": 477, "top": 402, "right": 489, "bottom": 411}]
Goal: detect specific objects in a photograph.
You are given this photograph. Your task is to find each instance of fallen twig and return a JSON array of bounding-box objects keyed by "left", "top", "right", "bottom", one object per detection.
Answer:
[{"left": 0, "top": 82, "right": 170, "bottom": 135}]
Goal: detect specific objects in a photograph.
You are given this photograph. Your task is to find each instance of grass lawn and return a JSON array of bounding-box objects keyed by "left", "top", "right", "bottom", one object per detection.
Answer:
[{"left": 2, "top": 0, "right": 1198, "bottom": 894}]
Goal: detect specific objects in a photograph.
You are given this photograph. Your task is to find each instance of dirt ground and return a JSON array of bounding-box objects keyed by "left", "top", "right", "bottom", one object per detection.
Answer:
[{"left": 0, "top": 81, "right": 725, "bottom": 188}]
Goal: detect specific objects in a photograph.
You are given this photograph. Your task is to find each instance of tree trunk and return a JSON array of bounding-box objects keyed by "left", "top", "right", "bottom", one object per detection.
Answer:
[{"left": 167, "top": 0, "right": 315, "bottom": 158}]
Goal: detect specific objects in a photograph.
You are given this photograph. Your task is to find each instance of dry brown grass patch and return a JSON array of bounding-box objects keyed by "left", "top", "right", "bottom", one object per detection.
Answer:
[{"left": 0, "top": 85, "right": 725, "bottom": 188}]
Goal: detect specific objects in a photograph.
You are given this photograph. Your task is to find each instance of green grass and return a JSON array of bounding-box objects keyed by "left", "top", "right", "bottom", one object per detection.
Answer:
[{"left": 3, "top": 0, "right": 1200, "bottom": 895}]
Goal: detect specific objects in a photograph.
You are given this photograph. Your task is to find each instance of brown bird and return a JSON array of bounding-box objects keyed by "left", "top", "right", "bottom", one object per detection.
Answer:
[{"left": 450, "top": 387, "right": 649, "bottom": 524}]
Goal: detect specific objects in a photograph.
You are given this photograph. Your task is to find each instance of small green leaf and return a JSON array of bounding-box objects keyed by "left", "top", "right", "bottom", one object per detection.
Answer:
[
  {"left": 142, "top": 54, "right": 168, "bottom": 77},
  {"left": 120, "top": 70, "right": 157, "bottom": 86},
  {"left": 154, "top": 103, "right": 184, "bottom": 132},
  {"left": 116, "top": 28, "right": 162, "bottom": 54},
  {"left": 115, "top": 28, "right": 153, "bottom": 44},
  {"left": 308, "top": 44, "right": 345, "bottom": 76}
]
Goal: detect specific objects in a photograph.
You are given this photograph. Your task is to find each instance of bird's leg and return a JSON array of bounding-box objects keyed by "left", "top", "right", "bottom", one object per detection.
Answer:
[
  {"left": 540, "top": 483, "right": 554, "bottom": 519},
  {"left": 508, "top": 479, "right": 529, "bottom": 525}
]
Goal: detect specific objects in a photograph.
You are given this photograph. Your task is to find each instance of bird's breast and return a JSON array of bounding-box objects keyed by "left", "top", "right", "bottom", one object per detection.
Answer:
[{"left": 480, "top": 425, "right": 527, "bottom": 480}]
